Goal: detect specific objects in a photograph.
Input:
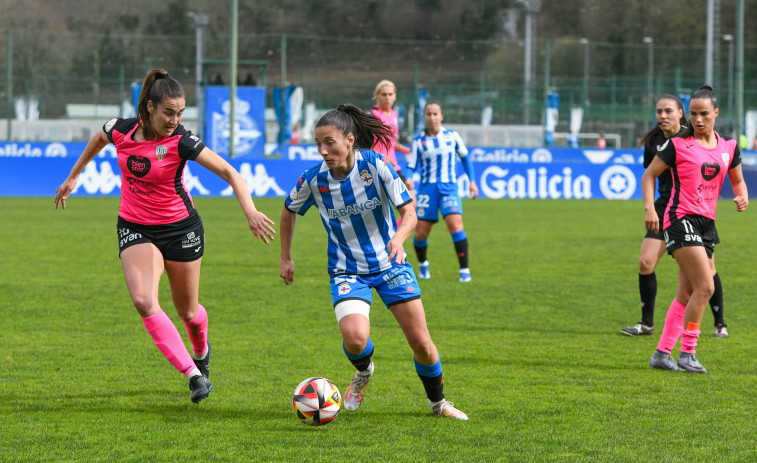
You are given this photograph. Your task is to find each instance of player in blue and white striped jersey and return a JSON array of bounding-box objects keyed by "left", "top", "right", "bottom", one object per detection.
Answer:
[
  {"left": 280, "top": 104, "right": 468, "bottom": 420},
  {"left": 406, "top": 101, "right": 478, "bottom": 283}
]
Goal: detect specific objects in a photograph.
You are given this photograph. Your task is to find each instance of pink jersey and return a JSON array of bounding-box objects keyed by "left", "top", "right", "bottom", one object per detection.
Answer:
[
  {"left": 657, "top": 132, "right": 741, "bottom": 228},
  {"left": 371, "top": 106, "right": 400, "bottom": 171},
  {"left": 104, "top": 118, "right": 206, "bottom": 225}
]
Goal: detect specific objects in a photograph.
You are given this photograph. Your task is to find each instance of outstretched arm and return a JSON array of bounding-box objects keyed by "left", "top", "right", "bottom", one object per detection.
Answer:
[
  {"left": 279, "top": 205, "right": 297, "bottom": 285},
  {"left": 55, "top": 130, "right": 109, "bottom": 209},
  {"left": 195, "top": 148, "right": 276, "bottom": 243}
]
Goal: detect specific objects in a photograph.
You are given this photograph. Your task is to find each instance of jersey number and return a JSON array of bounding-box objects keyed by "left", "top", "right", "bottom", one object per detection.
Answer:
[{"left": 417, "top": 194, "right": 430, "bottom": 209}]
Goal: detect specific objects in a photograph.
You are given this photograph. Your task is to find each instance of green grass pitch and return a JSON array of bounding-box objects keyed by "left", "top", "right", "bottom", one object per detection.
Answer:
[{"left": 2, "top": 196, "right": 757, "bottom": 462}]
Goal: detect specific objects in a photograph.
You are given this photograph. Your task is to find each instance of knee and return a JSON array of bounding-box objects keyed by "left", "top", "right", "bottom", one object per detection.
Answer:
[
  {"left": 343, "top": 334, "right": 369, "bottom": 354},
  {"left": 407, "top": 336, "right": 436, "bottom": 360},
  {"left": 700, "top": 281, "right": 715, "bottom": 300},
  {"left": 639, "top": 255, "right": 657, "bottom": 274},
  {"left": 131, "top": 294, "right": 157, "bottom": 316}
]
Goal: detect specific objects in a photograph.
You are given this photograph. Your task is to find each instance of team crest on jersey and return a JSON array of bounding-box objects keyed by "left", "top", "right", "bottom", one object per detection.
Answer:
[
  {"left": 290, "top": 187, "right": 299, "bottom": 201},
  {"left": 721, "top": 152, "right": 730, "bottom": 166},
  {"left": 156, "top": 145, "right": 167, "bottom": 160},
  {"left": 360, "top": 170, "right": 373, "bottom": 186}
]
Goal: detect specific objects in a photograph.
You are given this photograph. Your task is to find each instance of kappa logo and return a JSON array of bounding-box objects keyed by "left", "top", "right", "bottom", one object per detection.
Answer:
[{"left": 319, "top": 185, "right": 330, "bottom": 193}]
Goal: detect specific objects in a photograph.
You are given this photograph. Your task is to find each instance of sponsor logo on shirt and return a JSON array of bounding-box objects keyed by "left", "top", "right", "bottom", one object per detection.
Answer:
[
  {"left": 701, "top": 162, "right": 720, "bottom": 181},
  {"left": 127, "top": 155, "right": 151, "bottom": 178},
  {"left": 327, "top": 197, "right": 382, "bottom": 219},
  {"left": 104, "top": 118, "right": 117, "bottom": 132}
]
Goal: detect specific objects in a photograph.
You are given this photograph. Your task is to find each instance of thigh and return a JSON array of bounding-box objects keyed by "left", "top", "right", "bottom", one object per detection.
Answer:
[
  {"left": 672, "top": 246, "right": 712, "bottom": 292},
  {"left": 415, "top": 183, "right": 440, "bottom": 222},
  {"left": 372, "top": 263, "right": 422, "bottom": 308},
  {"left": 164, "top": 258, "right": 202, "bottom": 320},
  {"left": 121, "top": 242, "right": 164, "bottom": 316},
  {"left": 438, "top": 183, "right": 463, "bottom": 218}
]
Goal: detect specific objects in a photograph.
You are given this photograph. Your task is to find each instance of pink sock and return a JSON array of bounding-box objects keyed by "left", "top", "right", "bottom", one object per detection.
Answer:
[
  {"left": 183, "top": 304, "right": 208, "bottom": 356},
  {"left": 681, "top": 329, "right": 701, "bottom": 354},
  {"left": 142, "top": 310, "right": 196, "bottom": 376},
  {"left": 656, "top": 299, "right": 687, "bottom": 354}
]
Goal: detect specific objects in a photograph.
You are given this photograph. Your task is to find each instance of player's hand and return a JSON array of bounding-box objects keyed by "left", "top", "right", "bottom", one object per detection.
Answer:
[
  {"left": 387, "top": 238, "right": 406, "bottom": 265},
  {"left": 733, "top": 196, "right": 749, "bottom": 212},
  {"left": 644, "top": 208, "right": 659, "bottom": 234},
  {"left": 248, "top": 211, "right": 276, "bottom": 244},
  {"left": 54, "top": 178, "right": 77, "bottom": 210},
  {"left": 280, "top": 259, "right": 295, "bottom": 285},
  {"left": 469, "top": 181, "right": 479, "bottom": 199}
]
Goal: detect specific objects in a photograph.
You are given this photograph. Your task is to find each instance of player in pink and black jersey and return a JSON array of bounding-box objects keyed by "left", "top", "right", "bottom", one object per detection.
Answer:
[
  {"left": 622, "top": 95, "right": 729, "bottom": 338},
  {"left": 55, "top": 69, "right": 276, "bottom": 402},
  {"left": 642, "top": 85, "right": 748, "bottom": 373}
]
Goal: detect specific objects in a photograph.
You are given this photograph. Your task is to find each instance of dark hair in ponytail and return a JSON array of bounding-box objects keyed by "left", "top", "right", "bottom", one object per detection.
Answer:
[
  {"left": 315, "top": 103, "right": 393, "bottom": 152},
  {"left": 681, "top": 85, "right": 718, "bottom": 138},
  {"left": 639, "top": 94, "right": 686, "bottom": 148},
  {"left": 137, "top": 69, "right": 184, "bottom": 140}
]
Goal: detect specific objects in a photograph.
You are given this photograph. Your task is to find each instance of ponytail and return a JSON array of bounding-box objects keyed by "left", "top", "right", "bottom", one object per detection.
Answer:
[
  {"left": 137, "top": 69, "right": 184, "bottom": 140},
  {"left": 315, "top": 103, "right": 393, "bottom": 152}
]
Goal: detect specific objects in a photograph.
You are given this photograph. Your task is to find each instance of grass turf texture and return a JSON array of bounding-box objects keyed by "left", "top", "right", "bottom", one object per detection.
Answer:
[{"left": 2, "top": 196, "right": 757, "bottom": 462}]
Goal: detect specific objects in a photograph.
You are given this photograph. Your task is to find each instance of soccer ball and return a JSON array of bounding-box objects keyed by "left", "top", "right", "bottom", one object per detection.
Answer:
[{"left": 292, "top": 377, "right": 342, "bottom": 426}]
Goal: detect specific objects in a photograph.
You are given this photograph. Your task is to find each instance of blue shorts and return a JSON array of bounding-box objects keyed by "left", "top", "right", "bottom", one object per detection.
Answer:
[
  {"left": 330, "top": 262, "right": 422, "bottom": 308},
  {"left": 416, "top": 182, "right": 462, "bottom": 222}
]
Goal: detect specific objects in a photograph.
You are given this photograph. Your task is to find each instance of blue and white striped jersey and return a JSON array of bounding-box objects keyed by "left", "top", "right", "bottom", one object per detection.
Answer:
[
  {"left": 408, "top": 127, "right": 469, "bottom": 184},
  {"left": 285, "top": 150, "right": 413, "bottom": 277}
]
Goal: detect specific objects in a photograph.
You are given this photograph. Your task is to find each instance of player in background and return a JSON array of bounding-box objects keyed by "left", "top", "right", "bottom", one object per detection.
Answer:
[
  {"left": 370, "top": 80, "right": 414, "bottom": 200},
  {"left": 55, "top": 69, "right": 276, "bottom": 403},
  {"left": 622, "top": 95, "right": 729, "bottom": 337},
  {"left": 642, "top": 85, "right": 747, "bottom": 373},
  {"left": 279, "top": 104, "right": 468, "bottom": 420},
  {"left": 406, "top": 101, "right": 478, "bottom": 282}
]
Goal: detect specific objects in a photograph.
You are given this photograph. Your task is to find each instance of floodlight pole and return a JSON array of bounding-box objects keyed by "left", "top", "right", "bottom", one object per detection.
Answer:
[
  {"left": 735, "top": 0, "right": 744, "bottom": 141},
  {"left": 643, "top": 37, "right": 654, "bottom": 116},
  {"left": 6, "top": 28, "right": 12, "bottom": 141},
  {"left": 188, "top": 12, "right": 208, "bottom": 139},
  {"left": 229, "top": 0, "right": 238, "bottom": 158}
]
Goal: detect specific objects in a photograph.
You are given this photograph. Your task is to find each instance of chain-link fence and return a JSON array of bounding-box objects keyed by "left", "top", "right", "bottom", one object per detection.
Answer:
[{"left": 2, "top": 29, "right": 756, "bottom": 146}]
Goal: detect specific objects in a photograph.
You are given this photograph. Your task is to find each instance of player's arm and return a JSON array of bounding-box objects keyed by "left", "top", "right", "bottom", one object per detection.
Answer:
[
  {"left": 641, "top": 157, "right": 668, "bottom": 234},
  {"left": 388, "top": 201, "right": 417, "bottom": 265},
  {"left": 55, "top": 129, "right": 110, "bottom": 209},
  {"left": 395, "top": 143, "right": 411, "bottom": 155},
  {"left": 195, "top": 147, "right": 275, "bottom": 243},
  {"left": 728, "top": 164, "right": 749, "bottom": 212},
  {"left": 279, "top": 205, "right": 297, "bottom": 285}
]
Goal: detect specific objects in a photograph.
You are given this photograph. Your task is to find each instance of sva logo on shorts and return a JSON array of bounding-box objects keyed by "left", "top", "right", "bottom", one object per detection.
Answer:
[{"left": 685, "top": 234, "right": 703, "bottom": 243}]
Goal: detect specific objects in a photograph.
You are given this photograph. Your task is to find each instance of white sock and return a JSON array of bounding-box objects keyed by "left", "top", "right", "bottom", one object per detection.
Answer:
[
  {"left": 193, "top": 350, "right": 208, "bottom": 361},
  {"left": 186, "top": 368, "right": 201, "bottom": 380}
]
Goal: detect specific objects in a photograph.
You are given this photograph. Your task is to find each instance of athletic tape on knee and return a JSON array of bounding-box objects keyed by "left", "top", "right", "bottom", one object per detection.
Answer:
[{"left": 334, "top": 299, "right": 371, "bottom": 323}]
